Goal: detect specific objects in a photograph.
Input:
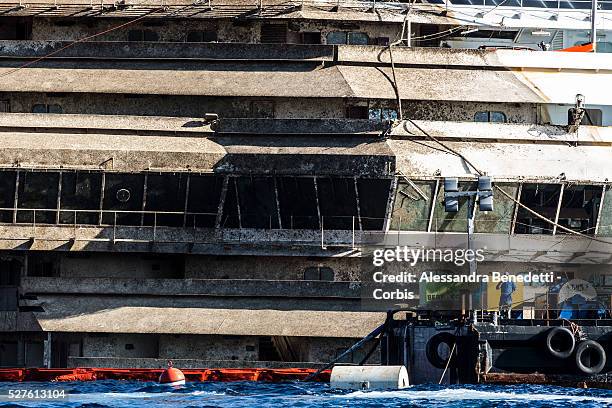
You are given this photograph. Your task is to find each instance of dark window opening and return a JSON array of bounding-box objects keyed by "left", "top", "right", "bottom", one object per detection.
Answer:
[
  {"left": 0, "top": 171, "right": 16, "bottom": 223},
  {"left": 59, "top": 172, "right": 103, "bottom": 225},
  {"left": 304, "top": 266, "right": 334, "bottom": 281},
  {"left": 514, "top": 184, "right": 562, "bottom": 234},
  {"left": 277, "top": 177, "right": 319, "bottom": 229},
  {"left": 221, "top": 178, "right": 240, "bottom": 228},
  {"left": 32, "top": 104, "right": 62, "bottom": 114},
  {"left": 0, "top": 100, "right": 9, "bottom": 113},
  {"left": 557, "top": 185, "right": 602, "bottom": 234},
  {"left": 186, "top": 30, "right": 218, "bottom": 42},
  {"left": 17, "top": 171, "right": 60, "bottom": 224},
  {"left": 102, "top": 173, "right": 145, "bottom": 226},
  {"left": 186, "top": 175, "right": 224, "bottom": 228},
  {"left": 474, "top": 111, "right": 507, "bottom": 123},
  {"left": 143, "top": 173, "right": 188, "bottom": 227},
  {"left": 235, "top": 177, "right": 280, "bottom": 229},
  {"left": 357, "top": 178, "right": 392, "bottom": 230},
  {"left": 128, "top": 29, "right": 159, "bottom": 42},
  {"left": 346, "top": 105, "right": 369, "bottom": 119},
  {"left": 27, "top": 253, "right": 58, "bottom": 277},
  {"left": 317, "top": 177, "right": 358, "bottom": 230},
  {"left": 261, "top": 24, "right": 287, "bottom": 43},
  {"left": 0, "top": 342, "right": 18, "bottom": 367},
  {"left": 125, "top": 344, "right": 134, "bottom": 350},
  {"left": 301, "top": 32, "right": 321, "bottom": 44},
  {"left": 258, "top": 336, "right": 281, "bottom": 361},
  {"left": 0, "top": 17, "right": 32, "bottom": 40},
  {"left": 567, "top": 108, "right": 603, "bottom": 126}
]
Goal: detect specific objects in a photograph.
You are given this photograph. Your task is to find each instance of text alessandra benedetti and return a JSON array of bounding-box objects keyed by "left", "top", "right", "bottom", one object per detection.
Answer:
[{"left": 372, "top": 271, "right": 556, "bottom": 283}]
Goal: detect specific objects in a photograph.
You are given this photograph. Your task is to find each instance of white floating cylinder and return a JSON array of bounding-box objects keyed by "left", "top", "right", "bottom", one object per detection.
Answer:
[{"left": 330, "top": 365, "right": 409, "bottom": 390}]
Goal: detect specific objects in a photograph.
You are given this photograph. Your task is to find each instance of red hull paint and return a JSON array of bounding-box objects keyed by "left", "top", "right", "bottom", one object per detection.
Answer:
[{"left": 0, "top": 367, "right": 330, "bottom": 383}]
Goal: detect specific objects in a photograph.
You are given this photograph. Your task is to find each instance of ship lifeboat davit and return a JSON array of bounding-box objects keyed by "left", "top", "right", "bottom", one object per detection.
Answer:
[{"left": 159, "top": 361, "right": 185, "bottom": 386}]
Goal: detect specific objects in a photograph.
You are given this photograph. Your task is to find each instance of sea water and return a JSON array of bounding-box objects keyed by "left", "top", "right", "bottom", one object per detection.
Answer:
[{"left": 1, "top": 381, "right": 612, "bottom": 408}]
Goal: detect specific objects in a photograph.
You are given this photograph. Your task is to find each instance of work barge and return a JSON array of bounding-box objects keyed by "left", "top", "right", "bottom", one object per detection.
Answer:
[{"left": 0, "top": 0, "right": 611, "bottom": 388}]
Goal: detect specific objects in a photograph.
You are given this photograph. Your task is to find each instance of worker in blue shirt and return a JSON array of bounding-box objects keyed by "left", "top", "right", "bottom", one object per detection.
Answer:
[{"left": 496, "top": 272, "right": 516, "bottom": 318}]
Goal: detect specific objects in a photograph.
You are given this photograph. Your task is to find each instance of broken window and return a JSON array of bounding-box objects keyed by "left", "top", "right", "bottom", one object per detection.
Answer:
[
  {"left": 235, "top": 177, "right": 280, "bottom": 229},
  {"left": 475, "top": 183, "right": 518, "bottom": 233},
  {"left": 17, "top": 171, "right": 60, "bottom": 224},
  {"left": 32, "top": 104, "right": 62, "bottom": 114},
  {"left": 260, "top": 24, "right": 287, "bottom": 43},
  {"left": 102, "top": 173, "right": 145, "bottom": 226},
  {"left": 0, "top": 100, "right": 9, "bottom": 113},
  {"left": 432, "top": 181, "right": 478, "bottom": 232},
  {"left": 391, "top": 180, "right": 436, "bottom": 232},
  {"left": 357, "top": 178, "right": 392, "bottom": 230},
  {"left": 326, "top": 31, "right": 347, "bottom": 45},
  {"left": 186, "top": 175, "right": 224, "bottom": 228},
  {"left": 556, "top": 184, "right": 602, "bottom": 234},
  {"left": 250, "top": 100, "right": 275, "bottom": 118},
  {"left": 276, "top": 177, "right": 319, "bottom": 229},
  {"left": 143, "top": 173, "right": 188, "bottom": 227},
  {"left": 474, "top": 111, "right": 507, "bottom": 123},
  {"left": 567, "top": 108, "right": 603, "bottom": 126},
  {"left": 326, "top": 31, "right": 369, "bottom": 45},
  {"left": 301, "top": 32, "right": 321, "bottom": 44},
  {"left": 348, "top": 32, "right": 369, "bottom": 45},
  {"left": 598, "top": 186, "right": 612, "bottom": 237},
  {"left": 368, "top": 108, "right": 398, "bottom": 121},
  {"left": 0, "top": 171, "right": 16, "bottom": 223},
  {"left": 317, "top": 177, "right": 358, "bottom": 230},
  {"left": 186, "top": 30, "right": 217, "bottom": 42},
  {"left": 128, "top": 29, "right": 159, "bottom": 42},
  {"left": 59, "top": 172, "right": 103, "bottom": 225},
  {"left": 514, "top": 184, "right": 561, "bottom": 235}
]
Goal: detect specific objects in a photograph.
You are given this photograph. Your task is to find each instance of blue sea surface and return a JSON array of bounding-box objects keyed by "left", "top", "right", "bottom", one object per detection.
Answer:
[{"left": 1, "top": 381, "right": 612, "bottom": 408}]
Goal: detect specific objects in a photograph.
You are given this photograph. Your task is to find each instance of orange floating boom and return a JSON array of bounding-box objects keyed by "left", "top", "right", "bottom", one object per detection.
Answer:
[
  {"left": 0, "top": 367, "right": 331, "bottom": 383},
  {"left": 557, "top": 43, "right": 594, "bottom": 52}
]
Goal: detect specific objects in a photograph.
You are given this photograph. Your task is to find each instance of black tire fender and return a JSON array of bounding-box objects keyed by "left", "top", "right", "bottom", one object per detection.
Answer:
[
  {"left": 545, "top": 327, "right": 575, "bottom": 359},
  {"left": 426, "top": 332, "right": 456, "bottom": 369},
  {"left": 575, "top": 340, "right": 606, "bottom": 375}
]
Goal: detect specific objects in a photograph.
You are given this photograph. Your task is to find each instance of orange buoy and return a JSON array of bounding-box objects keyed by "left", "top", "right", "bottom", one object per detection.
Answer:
[{"left": 159, "top": 361, "right": 185, "bottom": 386}]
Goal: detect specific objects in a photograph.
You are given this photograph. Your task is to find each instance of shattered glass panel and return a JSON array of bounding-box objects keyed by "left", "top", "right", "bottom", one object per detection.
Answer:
[
  {"left": 326, "top": 31, "right": 347, "bottom": 44},
  {"left": 390, "top": 180, "right": 435, "bottom": 232},
  {"left": 432, "top": 182, "right": 478, "bottom": 232},
  {"left": 514, "top": 184, "right": 561, "bottom": 235},
  {"left": 597, "top": 186, "right": 612, "bottom": 237},
  {"left": 557, "top": 184, "right": 602, "bottom": 235},
  {"left": 474, "top": 183, "right": 517, "bottom": 233}
]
